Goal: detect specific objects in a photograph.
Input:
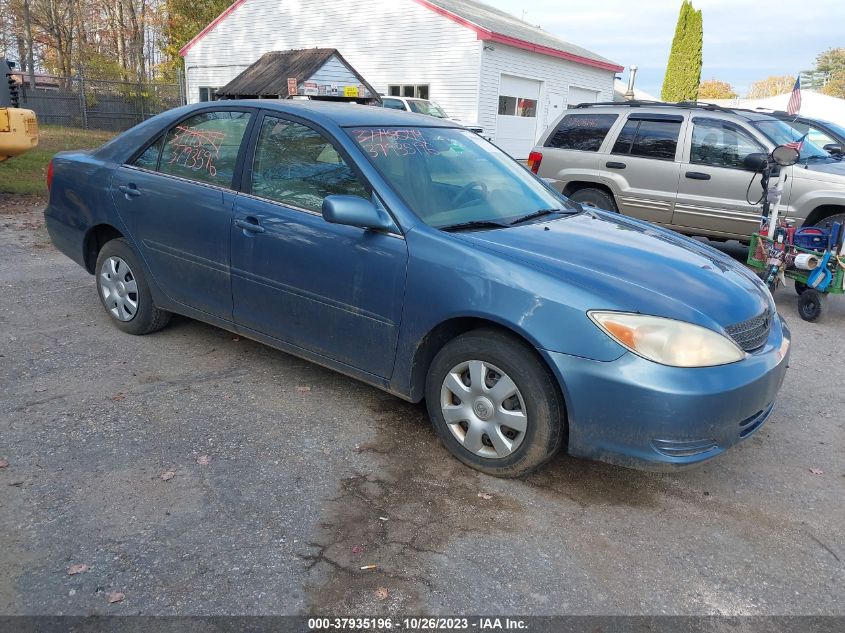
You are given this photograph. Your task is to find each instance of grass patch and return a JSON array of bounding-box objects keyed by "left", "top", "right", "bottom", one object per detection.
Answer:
[{"left": 0, "top": 125, "right": 116, "bottom": 195}]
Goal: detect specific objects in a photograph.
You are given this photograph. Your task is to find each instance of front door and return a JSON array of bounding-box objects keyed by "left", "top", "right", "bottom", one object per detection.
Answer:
[
  {"left": 230, "top": 113, "right": 408, "bottom": 378},
  {"left": 673, "top": 117, "right": 770, "bottom": 238},
  {"left": 111, "top": 109, "right": 253, "bottom": 320}
]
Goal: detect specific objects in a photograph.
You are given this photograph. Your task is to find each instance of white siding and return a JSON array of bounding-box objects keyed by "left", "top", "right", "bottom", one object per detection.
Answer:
[
  {"left": 478, "top": 44, "right": 615, "bottom": 147},
  {"left": 308, "top": 55, "right": 359, "bottom": 86},
  {"left": 183, "top": 0, "right": 482, "bottom": 124}
]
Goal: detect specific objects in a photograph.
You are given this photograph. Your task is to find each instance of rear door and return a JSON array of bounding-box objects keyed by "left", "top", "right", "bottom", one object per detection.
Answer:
[
  {"left": 601, "top": 113, "right": 686, "bottom": 225},
  {"left": 111, "top": 108, "right": 254, "bottom": 320},
  {"left": 673, "top": 117, "right": 768, "bottom": 238}
]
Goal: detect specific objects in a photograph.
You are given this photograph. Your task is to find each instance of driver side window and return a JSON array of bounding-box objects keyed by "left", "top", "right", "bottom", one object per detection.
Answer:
[
  {"left": 251, "top": 116, "right": 369, "bottom": 212},
  {"left": 690, "top": 119, "right": 764, "bottom": 169}
]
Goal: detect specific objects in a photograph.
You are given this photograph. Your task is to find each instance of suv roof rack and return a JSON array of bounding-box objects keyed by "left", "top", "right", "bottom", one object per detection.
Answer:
[{"left": 572, "top": 100, "right": 739, "bottom": 115}]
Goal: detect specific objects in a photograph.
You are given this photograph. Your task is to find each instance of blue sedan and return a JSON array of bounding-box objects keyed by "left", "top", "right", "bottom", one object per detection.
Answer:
[{"left": 44, "top": 101, "right": 790, "bottom": 476}]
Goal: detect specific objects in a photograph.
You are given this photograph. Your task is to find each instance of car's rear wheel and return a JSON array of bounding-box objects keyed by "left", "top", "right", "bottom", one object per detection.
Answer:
[
  {"left": 425, "top": 329, "right": 565, "bottom": 477},
  {"left": 95, "top": 238, "right": 170, "bottom": 335},
  {"left": 567, "top": 187, "right": 618, "bottom": 212}
]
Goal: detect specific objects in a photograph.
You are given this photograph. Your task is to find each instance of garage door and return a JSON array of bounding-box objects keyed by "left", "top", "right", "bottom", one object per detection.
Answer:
[
  {"left": 496, "top": 74, "right": 541, "bottom": 159},
  {"left": 567, "top": 86, "right": 600, "bottom": 108}
]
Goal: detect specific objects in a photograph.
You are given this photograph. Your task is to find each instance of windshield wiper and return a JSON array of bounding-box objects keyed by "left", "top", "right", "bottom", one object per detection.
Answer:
[
  {"left": 438, "top": 219, "right": 509, "bottom": 232},
  {"left": 508, "top": 208, "right": 572, "bottom": 226}
]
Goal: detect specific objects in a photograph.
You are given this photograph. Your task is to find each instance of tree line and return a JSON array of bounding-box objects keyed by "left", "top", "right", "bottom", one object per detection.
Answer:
[{"left": 0, "top": 0, "right": 231, "bottom": 82}]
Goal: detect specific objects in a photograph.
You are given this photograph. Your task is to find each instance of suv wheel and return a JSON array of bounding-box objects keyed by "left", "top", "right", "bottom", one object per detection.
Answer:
[
  {"left": 814, "top": 213, "right": 845, "bottom": 231},
  {"left": 568, "top": 187, "right": 618, "bottom": 212},
  {"left": 425, "top": 329, "right": 565, "bottom": 477}
]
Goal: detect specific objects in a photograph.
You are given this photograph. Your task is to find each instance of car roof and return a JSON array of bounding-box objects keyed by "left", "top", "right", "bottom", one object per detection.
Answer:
[
  {"left": 235, "top": 99, "right": 452, "bottom": 127},
  {"left": 568, "top": 101, "right": 783, "bottom": 123},
  {"left": 93, "top": 99, "right": 457, "bottom": 163}
]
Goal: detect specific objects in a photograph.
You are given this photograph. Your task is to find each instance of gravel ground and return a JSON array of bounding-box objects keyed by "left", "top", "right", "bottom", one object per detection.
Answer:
[{"left": 0, "top": 196, "right": 843, "bottom": 616}]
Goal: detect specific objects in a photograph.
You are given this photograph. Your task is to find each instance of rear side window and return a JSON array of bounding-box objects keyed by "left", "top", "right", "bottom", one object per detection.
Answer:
[
  {"left": 545, "top": 114, "right": 618, "bottom": 151},
  {"left": 251, "top": 115, "right": 369, "bottom": 212},
  {"left": 132, "top": 137, "right": 163, "bottom": 170},
  {"left": 612, "top": 117, "right": 682, "bottom": 160},
  {"left": 159, "top": 111, "right": 251, "bottom": 188}
]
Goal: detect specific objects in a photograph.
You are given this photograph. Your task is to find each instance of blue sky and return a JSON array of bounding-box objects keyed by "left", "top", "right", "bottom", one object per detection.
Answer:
[{"left": 486, "top": 0, "right": 843, "bottom": 97}]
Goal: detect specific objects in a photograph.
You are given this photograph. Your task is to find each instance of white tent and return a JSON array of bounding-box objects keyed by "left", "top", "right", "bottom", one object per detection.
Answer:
[{"left": 704, "top": 90, "right": 845, "bottom": 124}]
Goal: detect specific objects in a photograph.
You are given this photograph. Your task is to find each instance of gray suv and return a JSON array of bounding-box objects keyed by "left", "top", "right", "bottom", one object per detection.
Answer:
[{"left": 530, "top": 101, "right": 845, "bottom": 239}]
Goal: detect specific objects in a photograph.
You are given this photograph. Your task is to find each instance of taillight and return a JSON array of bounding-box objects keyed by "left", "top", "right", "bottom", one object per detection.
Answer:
[
  {"left": 527, "top": 151, "right": 543, "bottom": 174},
  {"left": 46, "top": 159, "right": 54, "bottom": 191}
]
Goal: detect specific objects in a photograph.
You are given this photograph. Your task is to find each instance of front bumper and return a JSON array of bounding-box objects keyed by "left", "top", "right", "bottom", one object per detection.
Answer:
[{"left": 542, "top": 315, "right": 791, "bottom": 470}]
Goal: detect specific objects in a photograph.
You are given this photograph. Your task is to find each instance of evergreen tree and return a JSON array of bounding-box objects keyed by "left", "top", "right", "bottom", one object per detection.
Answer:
[{"left": 661, "top": 1, "right": 703, "bottom": 102}]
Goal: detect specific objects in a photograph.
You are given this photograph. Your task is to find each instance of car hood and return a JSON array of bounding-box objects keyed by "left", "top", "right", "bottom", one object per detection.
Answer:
[
  {"left": 454, "top": 211, "right": 772, "bottom": 330},
  {"left": 795, "top": 159, "right": 845, "bottom": 182}
]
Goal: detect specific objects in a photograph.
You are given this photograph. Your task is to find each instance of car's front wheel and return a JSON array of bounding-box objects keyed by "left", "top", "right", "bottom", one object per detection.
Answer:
[
  {"left": 95, "top": 238, "right": 170, "bottom": 335},
  {"left": 425, "top": 329, "right": 565, "bottom": 477}
]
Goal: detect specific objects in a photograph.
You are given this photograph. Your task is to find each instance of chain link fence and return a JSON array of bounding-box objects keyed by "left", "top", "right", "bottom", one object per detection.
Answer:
[{"left": 17, "top": 71, "right": 185, "bottom": 132}]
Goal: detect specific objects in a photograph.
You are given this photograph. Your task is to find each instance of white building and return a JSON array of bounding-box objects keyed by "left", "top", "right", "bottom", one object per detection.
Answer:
[{"left": 180, "top": 0, "right": 622, "bottom": 158}]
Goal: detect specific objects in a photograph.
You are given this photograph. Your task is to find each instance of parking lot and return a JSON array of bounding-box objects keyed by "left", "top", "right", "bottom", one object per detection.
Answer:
[{"left": 1, "top": 196, "right": 843, "bottom": 616}]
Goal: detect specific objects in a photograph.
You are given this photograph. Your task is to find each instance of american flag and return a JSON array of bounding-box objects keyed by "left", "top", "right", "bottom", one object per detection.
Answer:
[
  {"left": 787, "top": 76, "right": 802, "bottom": 115},
  {"left": 784, "top": 133, "right": 807, "bottom": 151}
]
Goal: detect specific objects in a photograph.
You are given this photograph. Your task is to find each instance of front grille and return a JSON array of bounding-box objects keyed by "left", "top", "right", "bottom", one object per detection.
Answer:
[{"left": 725, "top": 310, "right": 772, "bottom": 352}]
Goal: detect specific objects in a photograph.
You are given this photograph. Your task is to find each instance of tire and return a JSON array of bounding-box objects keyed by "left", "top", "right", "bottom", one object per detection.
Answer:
[
  {"left": 567, "top": 187, "right": 618, "bottom": 213},
  {"left": 425, "top": 328, "right": 565, "bottom": 477},
  {"left": 797, "top": 288, "right": 823, "bottom": 322},
  {"left": 813, "top": 212, "right": 845, "bottom": 231},
  {"left": 795, "top": 281, "right": 808, "bottom": 295},
  {"left": 95, "top": 238, "right": 170, "bottom": 335}
]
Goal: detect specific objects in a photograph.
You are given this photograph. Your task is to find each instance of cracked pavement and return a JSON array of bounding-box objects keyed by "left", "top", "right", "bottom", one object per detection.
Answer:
[{"left": 0, "top": 198, "right": 843, "bottom": 616}]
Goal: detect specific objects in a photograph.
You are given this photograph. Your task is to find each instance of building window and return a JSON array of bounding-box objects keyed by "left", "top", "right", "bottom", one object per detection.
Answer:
[
  {"left": 498, "top": 95, "right": 536, "bottom": 118},
  {"left": 387, "top": 84, "right": 430, "bottom": 99},
  {"left": 198, "top": 87, "right": 218, "bottom": 102}
]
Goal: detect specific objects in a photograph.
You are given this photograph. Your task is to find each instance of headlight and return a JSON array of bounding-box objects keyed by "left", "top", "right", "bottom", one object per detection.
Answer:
[{"left": 588, "top": 311, "right": 746, "bottom": 368}]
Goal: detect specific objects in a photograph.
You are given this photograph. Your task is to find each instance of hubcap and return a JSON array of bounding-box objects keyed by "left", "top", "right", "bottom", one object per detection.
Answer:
[
  {"left": 99, "top": 256, "right": 138, "bottom": 322},
  {"left": 440, "top": 360, "right": 527, "bottom": 459}
]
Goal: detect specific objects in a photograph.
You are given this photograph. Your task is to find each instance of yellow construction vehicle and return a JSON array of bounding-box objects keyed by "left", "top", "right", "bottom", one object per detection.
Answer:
[{"left": 1, "top": 58, "right": 38, "bottom": 162}]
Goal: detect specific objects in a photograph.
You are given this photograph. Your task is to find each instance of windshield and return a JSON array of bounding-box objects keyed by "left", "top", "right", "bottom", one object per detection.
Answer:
[
  {"left": 348, "top": 127, "right": 572, "bottom": 229},
  {"left": 751, "top": 119, "right": 830, "bottom": 160},
  {"left": 407, "top": 100, "right": 449, "bottom": 119},
  {"left": 820, "top": 119, "right": 845, "bottom": 142}
]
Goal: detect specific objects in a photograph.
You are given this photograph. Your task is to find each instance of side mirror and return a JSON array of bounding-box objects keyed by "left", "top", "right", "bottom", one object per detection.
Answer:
[
  {"left": 823, "top": 143, "right": 843, "bottom": 155},
  {"left": 322, "top": 195, "right": 394, "bottom": 231},
  {"left": 744, "top": 152, "right": 769, "bottom": 171},
  {"left": 772, "top": 144, "right": 800, "bottom": 167}
]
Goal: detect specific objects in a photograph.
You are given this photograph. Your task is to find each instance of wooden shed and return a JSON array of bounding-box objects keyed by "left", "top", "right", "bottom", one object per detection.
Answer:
[{"left": 216, "top": 48, "right": 380, "bottom": 104}]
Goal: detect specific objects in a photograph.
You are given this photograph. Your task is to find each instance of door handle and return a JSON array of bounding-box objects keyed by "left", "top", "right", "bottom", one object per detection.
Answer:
[
  {"left": 235, "top": 217, "right": 265, "bottom": 233},
  {"left": 118, "top": 184, "right": 142, "bottom": 198},
  {"left": 685, "top": 171, "right": 711, "bottom": 180},
  {"left": 606, "top": 161, "right": 626, "bottom": 169}
]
